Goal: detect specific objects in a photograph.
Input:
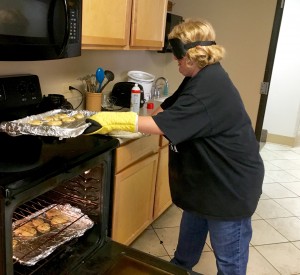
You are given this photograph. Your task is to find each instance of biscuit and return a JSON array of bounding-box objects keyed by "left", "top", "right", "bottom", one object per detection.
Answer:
[
  {"left": 14, "top": 225, "right": 37, "bottom": 237},
  {"left": 43, "top": 116, "right": 54, "bottom": 122},
  {"left": 23, "top": 221, "right": 34, "bottom": 227},
  {"left": 32, "top": 218, "right": 45, "bottom": 227},
  {"left": 45, "top": 208, "right": 62, "bottom": 219},
  {"left": 73, "top": 113, "right": 84, "bottom": 119},
  {"left": 20, "top": 228, "right": 37, "bottom": 237},
  {"left": 50, "top": 215, "right": 69, "bottom": 225},
  {"left": 37, "top": 222, "right": 51, "bottom": 233},
  {"left": 62, "top": 117, "right": 75, "bottom": 123},
  {"left": 58, "top": 113, "right": 69, "bottom": 119},
  {"left": 47, "top": 120, "right": 62, "bottom": 126},
  {"left": 29, "top": 119, "right": 43, "bottom": 125}
]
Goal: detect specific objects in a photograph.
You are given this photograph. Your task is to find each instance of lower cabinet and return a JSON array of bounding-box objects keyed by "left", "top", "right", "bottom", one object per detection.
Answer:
[
  {"left": 111, "top": 135, "right": 172, "bottom": 245},
  {"left": 111, "top": 153, "right": 158, "bottom": 245}
]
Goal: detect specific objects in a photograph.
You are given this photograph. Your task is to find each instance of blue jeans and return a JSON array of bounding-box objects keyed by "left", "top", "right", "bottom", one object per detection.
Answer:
[{"left": 171, "top": 211, "right": 252, "bottom": 275}]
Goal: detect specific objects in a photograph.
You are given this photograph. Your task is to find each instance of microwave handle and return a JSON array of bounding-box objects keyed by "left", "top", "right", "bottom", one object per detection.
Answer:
[
  {"left": 58, "top": 0, "right": 70, "bottom": 57},
  {"left": 48, "top": 0, "right": 70, "bottom": 57}
]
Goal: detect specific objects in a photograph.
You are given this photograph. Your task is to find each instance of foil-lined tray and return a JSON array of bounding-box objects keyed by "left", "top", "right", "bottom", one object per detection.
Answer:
[
  {"left": 12, "top": 204, "right": 94, "bottom": 266},
  {"left": 0, "top": 109, "right": 96, "bottom": 139}
]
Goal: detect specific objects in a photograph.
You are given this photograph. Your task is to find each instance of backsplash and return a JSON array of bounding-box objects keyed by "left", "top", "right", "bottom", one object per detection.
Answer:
[{"left": 0, "top": 50, "right": 179, "bottom": 111}]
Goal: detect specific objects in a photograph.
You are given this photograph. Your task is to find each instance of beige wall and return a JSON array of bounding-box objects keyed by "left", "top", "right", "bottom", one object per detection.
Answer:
[
  {"left": 0, "top": 0, "right": 277, "bottom": 126},
  {"left": 168, "top": 0, "right": 277, "bottom": 127},
  {"left": 0, "top": 50, "right": 168, "bottom": 109}
]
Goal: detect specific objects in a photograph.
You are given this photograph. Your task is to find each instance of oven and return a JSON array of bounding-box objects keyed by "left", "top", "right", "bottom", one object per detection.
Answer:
[{"left": 0, "top": 75, "right": 191, "bottom": 275}]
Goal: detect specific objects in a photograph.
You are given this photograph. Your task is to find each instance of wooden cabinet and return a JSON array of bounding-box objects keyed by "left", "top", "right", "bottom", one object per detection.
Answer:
[
  {"left": 82, "top": 0, "right": 168, "bottom": 50},
  {"left": 111, "top": 153, "right": 158, "bottom": 245},
  {"left": 114, "top": 135, "right": 160, "bottom": 174},
  {"left": 153, "top": 138, "right": 172, "bottom": 219},
  {"left": 111, "top": 135, "right": 172, "bottom": 245},
  {"left": 130, "top": 0, "right": 168, "bottom": 49},
  {"left": 111, "top": 135, "right": 159, "bottom": 245}
]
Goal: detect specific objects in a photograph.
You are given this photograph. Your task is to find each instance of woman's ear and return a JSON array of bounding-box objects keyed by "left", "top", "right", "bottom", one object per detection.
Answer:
[{"left": 186, "top": 58, "right": 195, "bottom": 67}]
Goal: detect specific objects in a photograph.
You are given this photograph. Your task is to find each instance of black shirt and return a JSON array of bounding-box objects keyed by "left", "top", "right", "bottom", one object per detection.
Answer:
[{"left": 153, "top": 63, "right": 264, "bottom": 219}]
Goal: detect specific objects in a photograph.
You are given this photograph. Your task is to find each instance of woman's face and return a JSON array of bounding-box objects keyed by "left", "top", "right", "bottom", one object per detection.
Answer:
[{"left": 174, "top": 55, "right": 200, "bottom": 77}]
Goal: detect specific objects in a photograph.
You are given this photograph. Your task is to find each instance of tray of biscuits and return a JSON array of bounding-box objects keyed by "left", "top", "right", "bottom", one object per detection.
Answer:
[
  {"left": 0, "top": 109, "right": 96, "bottom": 139},
  {"left": 12, "top": 204, "right": 94, "bottom": 266}
]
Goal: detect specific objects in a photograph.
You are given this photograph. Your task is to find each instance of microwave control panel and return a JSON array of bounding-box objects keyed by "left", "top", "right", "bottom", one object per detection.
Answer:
[
  {"left": 69, "top": 9, "right": 79, "bottom": 43},
  {"left": 0, "top": 75, "right": 42, "bottom": 109}
]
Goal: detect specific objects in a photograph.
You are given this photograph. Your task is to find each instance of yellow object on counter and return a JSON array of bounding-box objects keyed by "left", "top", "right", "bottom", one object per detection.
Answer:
[{"left": 85, "top": 112, "right": 138, "bottom": 135}]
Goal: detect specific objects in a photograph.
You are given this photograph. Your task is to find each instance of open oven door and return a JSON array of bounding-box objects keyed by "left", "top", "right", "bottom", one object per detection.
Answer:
[{"left": 71, "top": 239, "right": 198, "bottom": 275}]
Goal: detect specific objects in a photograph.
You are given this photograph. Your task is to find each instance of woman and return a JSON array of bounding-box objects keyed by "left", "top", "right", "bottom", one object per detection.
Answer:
[{"left": 85, "top": 19, "right": 264, "bottom": 275}]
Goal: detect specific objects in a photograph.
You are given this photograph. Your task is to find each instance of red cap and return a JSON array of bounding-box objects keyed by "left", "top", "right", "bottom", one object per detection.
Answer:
[{"left": 147, "top": 102, "right": 154, "bottom": 109}]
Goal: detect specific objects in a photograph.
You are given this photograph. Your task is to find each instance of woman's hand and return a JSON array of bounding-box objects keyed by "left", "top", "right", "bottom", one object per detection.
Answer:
[{"left": 84, "top": 112, "right": 138, "bottom": 135}]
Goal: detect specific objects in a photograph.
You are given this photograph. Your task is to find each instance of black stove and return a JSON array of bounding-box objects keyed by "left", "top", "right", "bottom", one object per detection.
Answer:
[
  {"left": 0, "top": 133, "right": 118, "bottom": 186},
  {"left": 0, "top": 74, "right": 119, "bottom": 199}
]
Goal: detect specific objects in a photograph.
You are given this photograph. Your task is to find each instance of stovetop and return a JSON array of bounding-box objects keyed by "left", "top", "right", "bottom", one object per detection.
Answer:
[{"left": 0, "top": 133, "right": 119, "bottom": 186}]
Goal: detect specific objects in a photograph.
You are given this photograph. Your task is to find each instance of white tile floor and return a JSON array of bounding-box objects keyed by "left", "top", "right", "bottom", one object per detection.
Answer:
[{"left": 130, "top": 142, "right": 300, "bottom": 274}]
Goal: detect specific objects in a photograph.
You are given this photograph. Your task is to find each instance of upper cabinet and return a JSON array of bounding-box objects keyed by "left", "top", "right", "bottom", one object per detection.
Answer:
[{"left": 82, "top": 0, "right": 168, "bottom": 50}]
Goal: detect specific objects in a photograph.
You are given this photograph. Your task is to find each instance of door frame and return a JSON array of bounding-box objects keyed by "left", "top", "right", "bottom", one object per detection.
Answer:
[{"left": 255, "top": 0, "right": 285, "bottom": 141}]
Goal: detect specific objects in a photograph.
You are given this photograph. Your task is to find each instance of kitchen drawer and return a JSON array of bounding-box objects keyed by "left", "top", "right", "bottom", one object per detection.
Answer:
[{"left": 115, "top": 135, "right": 159, "bottom": 173}]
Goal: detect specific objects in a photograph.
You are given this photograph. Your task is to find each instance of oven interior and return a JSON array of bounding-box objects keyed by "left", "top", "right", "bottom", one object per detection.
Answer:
[{"left": 6, "top": 151, "right": 114, "bottom": 275}]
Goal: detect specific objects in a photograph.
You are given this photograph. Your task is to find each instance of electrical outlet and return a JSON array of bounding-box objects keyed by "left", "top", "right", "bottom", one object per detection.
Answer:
[
  {"left": 61, "top": 82, "right": 85, "bottom": 110},
  {"left": 61, "top": 81, "right": 83, "bottom": 94}
]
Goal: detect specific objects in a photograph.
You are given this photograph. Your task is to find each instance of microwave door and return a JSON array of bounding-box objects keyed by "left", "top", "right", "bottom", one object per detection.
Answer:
[
  {"left": 49, "top": 0, "right": 69, "bottom": 58},
  {"left": 0, "top": 0, "right": 81, "bottom": 61}
]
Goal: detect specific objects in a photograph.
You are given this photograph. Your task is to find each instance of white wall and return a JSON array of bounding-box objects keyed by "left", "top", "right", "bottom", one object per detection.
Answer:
[{"left": 263, "top": 0, "right": 300, "bottom": 141}]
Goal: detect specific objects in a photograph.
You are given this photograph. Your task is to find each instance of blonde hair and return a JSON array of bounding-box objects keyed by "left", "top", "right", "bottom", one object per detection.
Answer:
[{"left": 168, "top": 19, "right": 225, "bottom": 68}]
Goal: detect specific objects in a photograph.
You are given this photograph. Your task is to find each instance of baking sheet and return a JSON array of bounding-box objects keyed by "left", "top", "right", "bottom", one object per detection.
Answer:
[
  {"left": 0, "top": 109, "right": 96, "bottom": 139},
  {"left": 12, "top": 204, "right": 94, "bottom": 266}
]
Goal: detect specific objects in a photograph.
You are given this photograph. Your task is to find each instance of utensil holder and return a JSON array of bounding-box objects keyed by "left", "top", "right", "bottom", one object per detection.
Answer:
[{"left": 85, "top": 92, "right": 102, "bottom": 112}]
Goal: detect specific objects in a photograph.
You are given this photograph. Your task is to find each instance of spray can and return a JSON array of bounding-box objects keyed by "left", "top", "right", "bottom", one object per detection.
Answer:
[{"left": 130, "top": 83, "right": 141, "bottom": 114}]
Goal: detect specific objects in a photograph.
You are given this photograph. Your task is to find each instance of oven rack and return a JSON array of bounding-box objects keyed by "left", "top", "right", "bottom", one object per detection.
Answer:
[{"left": 13, "top": 190, "right": 93, "bottom": 274}]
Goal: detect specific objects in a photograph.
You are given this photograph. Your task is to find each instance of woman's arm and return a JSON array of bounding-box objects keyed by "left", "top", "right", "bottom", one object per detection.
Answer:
[
  {"left": 150, "top": 106, "right": 163, "bottom": 116},
  {"left": 137, "top": 116, "right": 164, "bottom": 135}
]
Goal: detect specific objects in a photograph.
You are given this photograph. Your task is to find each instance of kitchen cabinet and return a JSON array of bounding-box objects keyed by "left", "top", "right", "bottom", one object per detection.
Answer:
[
  {"left": 153, "top": 136, "right": 172, "bottom": 220},
  {"left": 82, "top": 0, "right": 168, "bottom": 50},
  {"left": 111, "top": 135, "right": 172, "bottom": 245},
  {"left": 111, "top": 135, "right": 159, "bottom": 245}
]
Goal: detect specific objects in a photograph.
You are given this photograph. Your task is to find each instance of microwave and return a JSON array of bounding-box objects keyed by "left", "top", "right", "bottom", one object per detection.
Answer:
[
  {"left": 159, "top": 13, "right": 183, "bottom": 53},
  {"left": 0, "top": 0, "right": 82, "bottom": 61}
]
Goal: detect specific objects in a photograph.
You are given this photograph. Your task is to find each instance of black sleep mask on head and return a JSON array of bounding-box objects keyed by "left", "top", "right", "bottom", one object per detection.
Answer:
[{"left": 169, "top": 38, "right": 216, "bottom": 59}]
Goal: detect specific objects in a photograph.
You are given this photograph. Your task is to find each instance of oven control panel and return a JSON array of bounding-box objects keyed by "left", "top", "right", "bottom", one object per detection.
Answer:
[{"left": 0, "top": 74, "right": 42, "bottom": 110}]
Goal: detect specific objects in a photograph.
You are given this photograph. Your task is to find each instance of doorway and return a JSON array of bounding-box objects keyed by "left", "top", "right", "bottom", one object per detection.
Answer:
[{"left": 255, "top": 0, "right": 284, "bottom": 142}]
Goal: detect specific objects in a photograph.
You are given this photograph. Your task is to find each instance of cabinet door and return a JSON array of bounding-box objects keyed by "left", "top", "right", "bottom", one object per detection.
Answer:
[
  {"left": 111, "top": 153, "right": 158, "bottom": 245},
  {"left": 130, "top": 0, "right": 168, "bottom": 49},
  {"left": 82, "top": 0, "right": 132, "bottom": 49},
  {"left": 153, "top": 145, "right": 172, "bottom": 220}
]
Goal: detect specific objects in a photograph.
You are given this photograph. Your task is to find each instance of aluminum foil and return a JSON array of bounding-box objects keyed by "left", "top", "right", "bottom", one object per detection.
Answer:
[
  {"left": 0, "top": 109, "right": 96, "bottom": 139},
  {"left": 12, "top": 204, "right": 94, "bottom": 266}
]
